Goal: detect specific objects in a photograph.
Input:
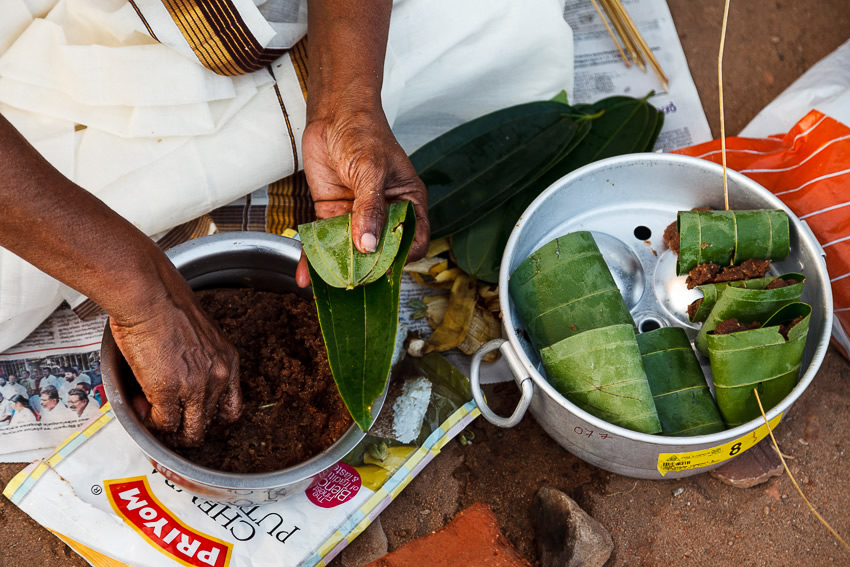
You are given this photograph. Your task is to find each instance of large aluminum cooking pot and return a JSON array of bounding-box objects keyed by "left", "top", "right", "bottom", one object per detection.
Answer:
[
  {"left": 102, "top": 232, "right": 387, "bottom": 505},
  {"left": 470, "top": 153, "right": 832, "bottom": 479}
]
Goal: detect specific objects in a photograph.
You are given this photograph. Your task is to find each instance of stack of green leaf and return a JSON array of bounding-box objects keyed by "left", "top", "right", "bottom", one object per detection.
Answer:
[
  {"left": 299, "top": 202, "right": 416, "bottom": 431},
  {"left": 509, "top": 231, "right": 662, "bottom": 434},
  {"left": 411, "top": 93, "right": 665, "bottom": 283}
]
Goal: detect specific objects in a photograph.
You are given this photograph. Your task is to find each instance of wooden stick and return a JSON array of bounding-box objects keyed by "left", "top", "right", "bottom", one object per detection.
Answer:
[
  {"left": 590, "top": 0, "right": 630, "bottom": 68},
  {"left": 753, "top": 390, "right": 850, "bottom": 553},
  {"left": 719, "top": 0, "right": 731, "bottom": 210},
  {"left": 611, "top": 0, "right": 669, "bottom": 91},
  {"left": 599, "top": 0, "right": 646, "bottom": 71}
]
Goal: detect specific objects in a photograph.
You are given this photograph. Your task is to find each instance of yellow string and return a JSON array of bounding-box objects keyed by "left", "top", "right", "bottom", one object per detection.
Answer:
[
  {"left": 753, "top": 389, "right": 850, "bottom": 553},
  {"left": 718, "top": 0, "right": 731, "bottom": 211}
]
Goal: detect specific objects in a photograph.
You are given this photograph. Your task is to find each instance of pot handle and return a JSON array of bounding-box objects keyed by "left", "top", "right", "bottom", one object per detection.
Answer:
[{"left": 470, "top": 338, "right": 534, "bottom": 428}]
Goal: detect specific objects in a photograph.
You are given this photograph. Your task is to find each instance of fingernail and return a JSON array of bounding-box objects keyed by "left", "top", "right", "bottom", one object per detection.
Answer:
[{"left": 360, "top": 233, "right": 377, "bottom": 253}]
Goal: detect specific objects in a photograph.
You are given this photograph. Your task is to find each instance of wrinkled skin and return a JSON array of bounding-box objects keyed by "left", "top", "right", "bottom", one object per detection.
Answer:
[
  {"left": 111, "top": 272, "right": 242, "bottom": 446},
  {"left": 295, "top": 106, "right": 429, "bottom": 287}
]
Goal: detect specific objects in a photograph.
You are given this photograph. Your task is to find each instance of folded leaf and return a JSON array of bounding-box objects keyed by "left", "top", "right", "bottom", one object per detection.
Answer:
[
  {"left": 541, "top": 324, "right": 661, "bottom": 434},
  {"left": 708, "top": 302, "right": 811, "bottom": 427},
  {"left": 300, "top": 202, "right": 409, "bottom": 290},
  {"left": 509, "top": 231, "right": 634, "bottom": 351},
  {"left": 637, "top": 327, "right": 725, "bottom": 436},
  {"left": 307, "top": 202, "right": 416, "bottom": 430},
  {"left": 677, "top": 209, "right": 790, "bottom": 275},
  {"left": 694, "top": 273, "right": 804, "bottom": 355},
  {"left": 689, "top": 274, "right": 797, "bottom": 322}
]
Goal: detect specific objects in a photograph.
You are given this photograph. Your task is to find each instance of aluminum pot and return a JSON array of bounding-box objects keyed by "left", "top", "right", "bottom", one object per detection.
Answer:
[
  {"left": 470, "top": 153, "right": 833, "bottom": 479},
  {"left": 102, "top": 232, "right": 387, "bottom": 505}
]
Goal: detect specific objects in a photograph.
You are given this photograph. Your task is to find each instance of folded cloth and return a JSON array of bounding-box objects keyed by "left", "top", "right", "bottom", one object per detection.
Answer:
[
  {"left": 675, "top": 110, "right": 850, "bottom": 359},
  {"left": 0, "top": 0, "right": 575, "bottom": 351}
]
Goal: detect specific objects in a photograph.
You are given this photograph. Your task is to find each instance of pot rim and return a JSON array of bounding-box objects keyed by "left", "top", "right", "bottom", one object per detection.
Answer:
[
  {"left": 102, "top": 231, "right": 387, "bottom": 491},
  {"left": 497, "top": 152, "right": 834, "bottom": 446}
]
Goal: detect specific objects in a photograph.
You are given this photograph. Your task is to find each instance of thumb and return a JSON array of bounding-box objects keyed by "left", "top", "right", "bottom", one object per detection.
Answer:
[{"left": 349, "top": 171, "right": 387, "bottom": 255}]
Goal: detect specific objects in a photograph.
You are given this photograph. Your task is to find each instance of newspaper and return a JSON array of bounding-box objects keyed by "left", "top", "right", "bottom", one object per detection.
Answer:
[
  {"left": 0, "top": 308, "right": 108, "bottom": 462},
  {"left": 564, "top": 0, "right": 712, "bottom": 151}
]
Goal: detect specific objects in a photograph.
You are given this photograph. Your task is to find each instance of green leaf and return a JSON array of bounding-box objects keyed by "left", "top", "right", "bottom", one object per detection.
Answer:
[
  {"left": 541, "top": 324, "right": 661, "bottom": 434},
  {"left": 708, "top": 302, "right": 811, "bottom": 427},
  {"left": 450, "top": 96, "right": 657, "bottom": 282},
  {"left": 644, "top": 107, "right": 665, "bottom": 151},
  {"left": 636, "top": 327, "right": 724, "bottom": 436},
  {"left": 694, "top": 273, "right": 804, "bottom": 355},
  {"left": 509, "top": 231, "right": 634, "bottom": 351},
  {"left": 307, "top": 202, "right": 417, "bottom": 430},
  {"left": 413, "top": 101, "right": 584, "bottom": 239},
  {"left": 677, "top": 209, "right": 790, "bottom": 275},
  {"left": 550, "top": 90, "right": 569, "bottom": 105},
  {"left": 689, "top": 274, "right": 794, "bottom": 323},
  {"left": 299, "top": 202, "right": 409, "bottom": 290}
]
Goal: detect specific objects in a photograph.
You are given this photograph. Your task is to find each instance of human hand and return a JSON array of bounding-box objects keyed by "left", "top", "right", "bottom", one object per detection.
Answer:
[
  {"left": 295, "top": 103, "right": 429, "bottom": 288},
  {"left": 110, "top": 274, "right": 242, "bottom": 447}
]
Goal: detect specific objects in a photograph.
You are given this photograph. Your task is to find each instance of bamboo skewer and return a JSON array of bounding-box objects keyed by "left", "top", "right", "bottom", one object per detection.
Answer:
[
  {"left": 592, "top": 0, "right": 668, "bottom": 92},
  {"left": 590, "top": 0, "right": 630, "bottom": 67},
  {"left": 718, "top": 0, "right": 731, "bottom": 210}
]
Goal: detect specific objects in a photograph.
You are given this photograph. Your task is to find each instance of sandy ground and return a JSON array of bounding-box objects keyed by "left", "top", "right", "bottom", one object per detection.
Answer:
[{"left": 1, "top": 1, "right": 849, "bottom": 566}]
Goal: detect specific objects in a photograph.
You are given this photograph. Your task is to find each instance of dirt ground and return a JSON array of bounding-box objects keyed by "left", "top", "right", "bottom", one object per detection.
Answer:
[{"left": 1, "top": 1, "right": 849, "bottom": 566}]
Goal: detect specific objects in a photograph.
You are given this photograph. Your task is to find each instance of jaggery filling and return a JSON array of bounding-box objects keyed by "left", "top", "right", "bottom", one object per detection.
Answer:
[
  {"left": 686, "top": 258, "right": 772, "bottom": 289},
  {"left": 158, "top": 288, "right": 351, "bottom": 473}
]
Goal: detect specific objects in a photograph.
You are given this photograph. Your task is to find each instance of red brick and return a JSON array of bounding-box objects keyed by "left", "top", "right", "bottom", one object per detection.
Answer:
[{"left": 365, "top": 502, "right": 530, "bottom": 567}]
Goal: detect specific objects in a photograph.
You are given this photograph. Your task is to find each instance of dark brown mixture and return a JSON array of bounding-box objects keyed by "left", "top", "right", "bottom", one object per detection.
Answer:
[
  {"left": 159, "top": 288, "right": 351, "bottom": 473},
  {"left": 779, "top": 316, "right": 805, "bottom": 339},
  {"left": 685, "top": 258, "right": 772, "bottom": 288},
  {"left": 662, "top": 206, "right": 711, "bottom": 253},
  {"left": 766, "top": 277, "right": 797, "bottom": 289},
  {"left": 712, "top": 318, "right": 762, "bottom": 335},
  {"left": 662, "top": 221, "right": 681, "bottom": 254},
  {"left": 687, "top": 298, "right": 703, "bottom": 320}
]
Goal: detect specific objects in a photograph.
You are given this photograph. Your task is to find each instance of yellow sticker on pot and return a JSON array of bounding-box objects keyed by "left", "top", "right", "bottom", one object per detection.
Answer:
[{"left": 656, "top": 414, "right": 783, "bottom": 476}]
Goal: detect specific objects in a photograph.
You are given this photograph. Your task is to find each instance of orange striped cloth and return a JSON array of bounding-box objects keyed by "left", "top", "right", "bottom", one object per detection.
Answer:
[{"left": 675, "top": 110, "right": 850, "bottom": 358}]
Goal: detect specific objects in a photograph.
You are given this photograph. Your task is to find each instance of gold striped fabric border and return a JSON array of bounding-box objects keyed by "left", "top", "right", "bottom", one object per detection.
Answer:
[
  {"left": 155, "top": 0, "right": 287, "bottom": 76},
  {"left": 72, "top": 216, "right": 214, "bottom": 320},
  {"left": 127, "top": 1, "right": 158, "bottom": 41},
  {"left": 268, "top": 171, "right": 315, "bottom": 235},
  {"left": 290, "top": 37, "right": 309, "bottom": 101}
]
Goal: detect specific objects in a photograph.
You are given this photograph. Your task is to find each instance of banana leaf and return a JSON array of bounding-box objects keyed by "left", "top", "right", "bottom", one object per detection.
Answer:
[
  {"left": 636, "top": 327, "right": 725, "bottom": 436},
  {"left": 540, "top": 324, "right": 661, "bottom": 434},
  {"left": 509, "top": 231, "right": 634, "bottom": 350},
  {"left": 451, "top": 95, "right": 662, "bottom": 283},
  {"left": 306, "top": 202, "right": 416, "bottom": 430},
  {"left": 414, "top": 101, "right": 583, "bottom": 239},
  {"left": 708, "top": 302, "right": 811, "bottom": 428},
  {"left": 694, "top": 273, "right": 804, "bottom": 355},
  {"left": 676, "top": 209, "right": 790, "bottom": 275},
  {"left": 689, "top": 274, "right": 797, "bottom": 323},
  {"left": 299, "top": 202, "right": 409, "bottom": 290}
]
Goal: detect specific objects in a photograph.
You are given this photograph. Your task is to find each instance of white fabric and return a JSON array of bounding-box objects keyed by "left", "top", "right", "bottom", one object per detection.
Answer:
[
  {"left": 0, "top": 0, "right": 575, "bottom": 352},
  {"left": 741, "top": 39, "right": 850, "bottom": 137},
  {"left": 1, "top": 382, "right": 28, "bottom": 400},
  {"left": 9, "top": 407, "right": 36, "bottom": 426},
  {"left": 41, "top": 402, "right": 77, "bottom": 423}
]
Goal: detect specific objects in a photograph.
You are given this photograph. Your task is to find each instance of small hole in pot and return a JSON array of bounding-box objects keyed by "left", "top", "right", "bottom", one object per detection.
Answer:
[
  {"left": 640, "top": 319, "right": 662, "bottom": 333},
  {"left": 634, "top": 226, "right": 652, "bottom": 240}
]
